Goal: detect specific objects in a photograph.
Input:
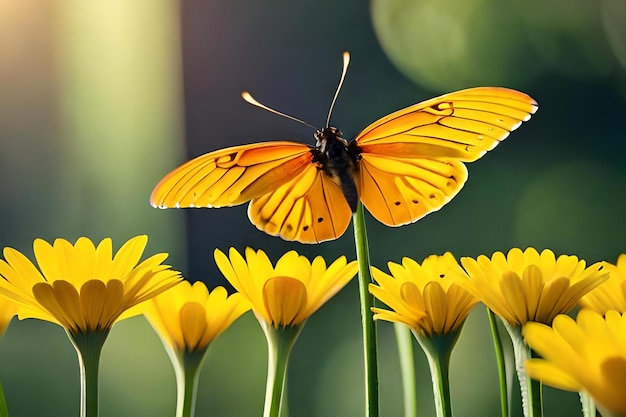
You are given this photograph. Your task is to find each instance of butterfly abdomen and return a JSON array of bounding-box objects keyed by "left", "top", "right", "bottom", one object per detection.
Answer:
[{"left": 313, "top": 127, "right": 359, "bottom": 212}]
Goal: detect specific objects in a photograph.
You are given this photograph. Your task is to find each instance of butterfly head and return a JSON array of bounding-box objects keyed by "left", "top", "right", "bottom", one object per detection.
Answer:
[{"left": 315, "top": 126, "right": 347, "bottom": 151}]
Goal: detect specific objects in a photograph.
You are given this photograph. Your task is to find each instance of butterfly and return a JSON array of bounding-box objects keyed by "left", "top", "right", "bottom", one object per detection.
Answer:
[{"left": 151, "top": 52, "right": 538, "bottom": 244}]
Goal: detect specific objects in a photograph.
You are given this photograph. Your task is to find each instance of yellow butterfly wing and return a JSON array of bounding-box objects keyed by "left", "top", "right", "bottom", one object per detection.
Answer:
[
  {"left": 358, "top": 154, "right": 468, "bottom": 226},
  {"left": 150, "top": 140, "right": 352, "bottom": 243},
  {"left": 150, "top": 142, "right": 313, "bottom": 208},
  {"left": 355, "top": 87, "right": 537, "bottom": 226},
  {"left": 248, "top": 163, "right": 352, "bottom": 243}
]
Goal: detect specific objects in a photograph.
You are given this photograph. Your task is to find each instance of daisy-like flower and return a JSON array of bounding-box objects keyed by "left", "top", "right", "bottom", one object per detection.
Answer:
[
  {"left": 455, "top": 248, "right": 608, "bottom": 417},
  {"left": 524, "top": 310, "right": 626, "bottom": 417},
  {"left": 580, "top": 254, "right": 626, "bottom": 314},
  {"left": 214, "top": 247, "right": 358, "bottom": 328},
  {"left": 146, "top": 280, "right": 250, "bottom": 354},
  {"left": 370, "top": 253, "right": 479, "bottom": 417},
  {"left": 0, "top": 235, "right": 181, "bottom": 417},
  {"left": 370, "top": 252, "right": 479, "bottom": 337},
  {"left": 457, "top": 247, "right": 608, "bottom": 326},
  {"left": 0, "top": 235, "right": 181, "bottom": 334},
  {"left": 144, "top": 280, "right": 250, "bottom": 417},
  {"left": 215, "top": 247, "right": 358, "bottom": 417}
]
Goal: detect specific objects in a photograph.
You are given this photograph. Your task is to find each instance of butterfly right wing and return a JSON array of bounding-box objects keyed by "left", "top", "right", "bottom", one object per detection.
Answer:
[
  {"left": 356, "top": 87, "right": 538, "bottom": 162},
  {"left": 353, "top": 87, "right": 537, "bottom": 226},
  {"left": 150, "top": 141, "right": 314, "bottom": 209},
  {"left": 358, "top": 153, "right": 469, "bottom": 226},
  {"left": 248, "top": 162, "right": 352, "bottom": 243}
]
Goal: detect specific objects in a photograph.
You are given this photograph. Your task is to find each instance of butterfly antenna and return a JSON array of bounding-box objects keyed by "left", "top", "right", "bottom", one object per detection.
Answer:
[
  {"left": 241, "top": 91, "right": 317, "bottom": 130},
  {"left": 326, "top": 51, "right": 350, "bottom": 128}
]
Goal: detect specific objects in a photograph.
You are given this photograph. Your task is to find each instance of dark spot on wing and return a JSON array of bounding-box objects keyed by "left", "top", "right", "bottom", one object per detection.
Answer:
[
  {"left": 303, "top": 225, "right": 309, "bottom": 232},
  {"left": 317, "top": 217, "right": 324, "bottom": 223},
  {"left": 394, "top": 201, "right": 401, "bottom": 206}
]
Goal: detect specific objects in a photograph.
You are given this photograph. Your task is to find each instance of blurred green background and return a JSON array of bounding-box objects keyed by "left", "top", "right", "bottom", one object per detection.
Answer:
[{"left": 1, "top": 0, "right": 626, "bottom": 416}]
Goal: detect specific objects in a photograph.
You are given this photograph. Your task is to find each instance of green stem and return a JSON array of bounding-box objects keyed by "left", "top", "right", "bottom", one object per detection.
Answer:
[
  {"left": 68, "top": 329, "right": 109, "bottom": 417},
  {"left": 261, "top": 323, "right": 303, "bottom": 417},
  {"left": 579, "top": 391, "right": 595, "bottom": 417},
  {"left": 173, "top": 349, "right": 206, "bottom": 417},
  {"left": 504, "top": 323, "right": 543, "bottom": 417},
  {"left": 280, "top": 381, "right": 289, "bottom": 417},
  {"left": 0, "top": 376, "right": 9, "bottom": 417},
  {"left": 352, "top": 203, "right": 379, "bottom": 417},
  {"left": 487, "top": 308, "right": 509, "bottom": 417},
  {"left": 394, "top": 323, "right": 417, "bottom": 417},
  {"left": 413, "top": 331, "right": 459, "bottom": 417}
]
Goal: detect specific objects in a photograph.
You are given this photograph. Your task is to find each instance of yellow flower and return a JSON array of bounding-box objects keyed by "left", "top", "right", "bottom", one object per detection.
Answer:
[
  {"left": 523, "top": 310, "right": 626, "bottom": 417},
  {"left": 0, "top": 235, "right": 181, "bottom": 334},
  {"left": 214, "top": 247, "right": 358, "bottom": 327},
  {"left": 456, "top": 248, "right": 608, "bottom": 326},
  {"left": 369, "top": 253, "right": 479, "bottom": 336},
  {"left": 145, "top": 280, "right": 250, "bottom": 353},
  {"left": 580, "top": 254, "right": 626, "bottom": 314}
]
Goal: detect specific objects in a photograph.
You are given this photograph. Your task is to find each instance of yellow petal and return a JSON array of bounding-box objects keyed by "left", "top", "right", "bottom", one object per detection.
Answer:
[
  {"left": 525, "top": 359, "right": 582, "bottom": 391},
  {"left": 2, "top": 248, "right": 45, "bottom": 287},
  {"left": 80, "top": 280, "right": 108, "bottom": 331},
  {"left": 263, "top": 276, "right": 306, "bottom": 327},
  {"left": 33, "top": 281, "right": 85, "bottom": 333},
  {"left": 109, "top": 235, "right": 147, "bottom": 279},
  {"left": 180, "top": 302, "right": 209, "bottom": 350}
]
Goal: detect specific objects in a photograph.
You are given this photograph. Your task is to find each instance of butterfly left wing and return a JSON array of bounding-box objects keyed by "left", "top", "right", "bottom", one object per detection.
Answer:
[
  {"left": 151, "top": 140, "right": 352, "bottom": 243},
  {"left": 354, "top": 87, "right": 537, "bottom": 226},
  {"left": 248, "top": 163, "right": 352, "bottom": 243},
  {"left": 150, "top": 141, "right": 313, "bottom": 209}
]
